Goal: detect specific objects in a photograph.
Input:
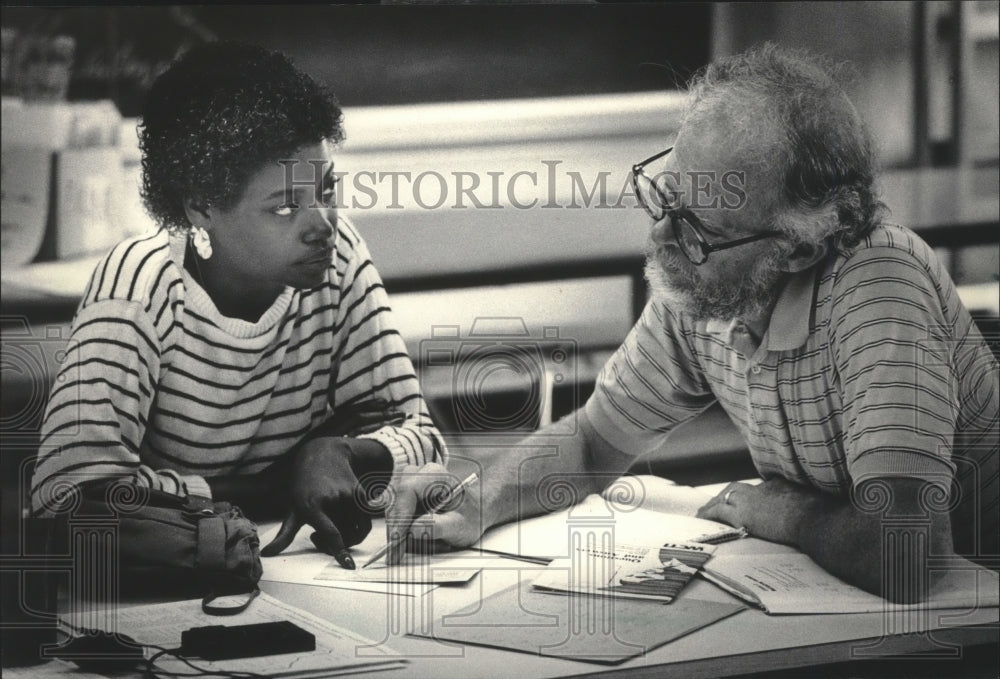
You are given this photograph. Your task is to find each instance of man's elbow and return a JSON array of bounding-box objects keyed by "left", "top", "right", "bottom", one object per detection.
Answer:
[
  {"left": 877, "top": 529, "right": 956, "bottom": 605},
  {"left": 852, "top": 477, "right": 957, "bottom": 604},
  {"left": 877, "top": 565, "right": 929, "bottom": 604}
]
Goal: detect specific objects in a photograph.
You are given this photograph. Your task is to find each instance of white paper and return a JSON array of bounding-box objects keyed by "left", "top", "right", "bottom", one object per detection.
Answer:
[
  {"left": 703, "top": 552, "right": 1000, "bottom": 615},
  {"left": 2, "top": 659, "right": 107, "bottom": 679},
  {"left": 316, "top": 554, "right": 484, "bottom": 584},
  {"left": 600, "top": 474, "right": 714, "bottom": 516},
  {"left": 476, "top": 492, "right": 743, "bottom": 561},
  {"left": 258, "top": 521, "right": 436, "bottom": 596}
]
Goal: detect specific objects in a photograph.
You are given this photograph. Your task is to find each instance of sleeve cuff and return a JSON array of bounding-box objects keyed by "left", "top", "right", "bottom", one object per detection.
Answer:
[
  {"left": 850, "top": 448, "right": 957, "bottom": 492},
  {"left": 584, "top": 393, "right": 665, "bottom": 457},
  {"left": 182, "top": 474, "right": 213, "bottom": 499},
  {"left": 358, "top": 427, "right": 415, "bottom": 470}
]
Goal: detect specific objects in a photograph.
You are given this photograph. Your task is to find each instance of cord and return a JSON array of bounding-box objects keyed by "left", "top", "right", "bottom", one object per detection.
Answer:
[
  {"left": 58, "top": 619, "right": 262, "bottom": 679},
  {"left": 144, "top": 644, "right": 265, "bottom": 679}
]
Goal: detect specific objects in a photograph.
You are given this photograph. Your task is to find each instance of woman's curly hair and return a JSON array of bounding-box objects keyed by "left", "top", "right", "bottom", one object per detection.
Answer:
[
  {"left": 139, "top": 42, "right": 344, "bottom": 233},
  {"left": 685, "top": 43, "right": 886, "bottom": 253}
]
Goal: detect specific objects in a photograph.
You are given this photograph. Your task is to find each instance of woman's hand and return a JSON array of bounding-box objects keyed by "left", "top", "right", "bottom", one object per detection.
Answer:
[{"left": 260, "top": 437, "right": 382, "bottom": 569}]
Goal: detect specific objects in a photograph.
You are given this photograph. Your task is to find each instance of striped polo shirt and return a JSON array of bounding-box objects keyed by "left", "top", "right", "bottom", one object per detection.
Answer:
[
  {"left": 32, "top": 217, "right": 445, "bottom": 514},
  {"left": 586, "top": 224, "right": 998, "bottom": 558}
]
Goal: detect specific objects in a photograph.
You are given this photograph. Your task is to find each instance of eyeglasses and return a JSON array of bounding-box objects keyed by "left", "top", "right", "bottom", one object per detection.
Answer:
[{"left": 632, "top": 147, "right": 780, "bottom": 265}]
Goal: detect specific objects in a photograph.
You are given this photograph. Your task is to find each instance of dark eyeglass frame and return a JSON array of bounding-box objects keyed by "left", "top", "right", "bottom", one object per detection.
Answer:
[{"left": 631, "top": 147, "right": 780, "bottom": 265}]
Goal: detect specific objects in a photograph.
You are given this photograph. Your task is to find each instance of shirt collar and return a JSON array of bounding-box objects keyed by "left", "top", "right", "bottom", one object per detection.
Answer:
[
  {"left": 704, "top": 266, "right": 817, "bottom": 352},
  {"left": 765, "top": 266, "right": 817, "bottom": 351}
]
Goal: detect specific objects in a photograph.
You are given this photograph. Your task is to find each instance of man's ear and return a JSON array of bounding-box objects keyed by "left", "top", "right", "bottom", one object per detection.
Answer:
[
  {"left": 778, "top": 209, "right": 834, "bottom": 273},
  {"left": 781, "top": 239, "right": 828, "bottom": 273},
  {"left": 182, "top": 198, "right": 211, "bottom": 229}
]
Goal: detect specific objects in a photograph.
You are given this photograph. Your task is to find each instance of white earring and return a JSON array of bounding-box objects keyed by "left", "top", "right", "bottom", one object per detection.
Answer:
[{"left": 191, "top": 226, "right": 213, "bottom": 260}]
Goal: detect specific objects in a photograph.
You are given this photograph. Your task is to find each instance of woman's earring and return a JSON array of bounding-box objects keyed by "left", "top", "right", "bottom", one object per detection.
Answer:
[{"left": 191, "top": 226, "right": 213, "bottom": 260}]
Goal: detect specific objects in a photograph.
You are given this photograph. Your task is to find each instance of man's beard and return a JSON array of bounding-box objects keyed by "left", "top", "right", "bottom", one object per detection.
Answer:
[{"left": 643, "top": 242, "right": 785, "bottom": 321}]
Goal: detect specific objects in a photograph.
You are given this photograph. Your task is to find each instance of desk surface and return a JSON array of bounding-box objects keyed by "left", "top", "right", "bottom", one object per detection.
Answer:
[
  {"left": 17, "top": 478, "right": 998, "bottom": 679},
  {"left": 262, "top": 550, "right": 998, "bottom": 679},
  {"left": 249, "top": 473, "right": 999, "bottom": 679}
]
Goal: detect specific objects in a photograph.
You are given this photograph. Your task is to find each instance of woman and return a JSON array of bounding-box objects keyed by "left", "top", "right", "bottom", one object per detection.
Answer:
[{"left": 31, "top": 42, "right": 446, "bottom": 567}]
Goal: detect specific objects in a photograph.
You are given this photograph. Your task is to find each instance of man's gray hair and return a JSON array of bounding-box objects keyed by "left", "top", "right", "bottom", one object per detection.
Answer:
[{"left": 686, "top": 43, "right": 886, "bottom": 251}]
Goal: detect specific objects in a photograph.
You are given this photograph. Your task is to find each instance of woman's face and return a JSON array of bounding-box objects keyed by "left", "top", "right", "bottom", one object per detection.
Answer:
[{"left": 198, "top": 140, "right": 339, "bottom": 295}]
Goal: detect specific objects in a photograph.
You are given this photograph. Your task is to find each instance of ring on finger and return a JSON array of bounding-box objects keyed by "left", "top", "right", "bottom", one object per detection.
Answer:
[{"left": 722, "top": 488, "right": 735, "bottom": 505}]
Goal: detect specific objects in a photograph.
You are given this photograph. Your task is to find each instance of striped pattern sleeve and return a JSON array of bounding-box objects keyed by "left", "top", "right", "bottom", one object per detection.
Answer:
[
  {"left": 31, "top": 298, "right": 208, "bottom": 516},
  {"left": 584, "top": 299, "right": 716, "bottom": 456},
  {"left": 328, "top": 225, "right": 446, "bottom": 469},
  {"left": 829, "top": 245, "right": 959, "bottom": 487}
]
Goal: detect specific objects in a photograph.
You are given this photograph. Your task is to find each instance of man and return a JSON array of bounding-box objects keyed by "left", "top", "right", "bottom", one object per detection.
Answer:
[{"left": 390, "top": 45, "right": 998, "bottom": 602}]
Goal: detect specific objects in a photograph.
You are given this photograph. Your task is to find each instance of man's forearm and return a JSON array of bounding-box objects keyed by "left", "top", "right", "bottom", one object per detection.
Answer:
[
  {"left": 704, "top": 476, "right": 956, "bottom": 603},
  {"left": 794, "top": 494, "right": 886, "bottom": 596},
  {"left": 477, "top": 409, "right": 636, "bottom": 529},
  {"left": 791, "top": 482, "right": 954, "bottom": 603}
]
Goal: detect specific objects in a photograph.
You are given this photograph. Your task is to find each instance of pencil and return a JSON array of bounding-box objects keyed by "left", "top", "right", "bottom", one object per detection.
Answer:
[
  {"left": 361, "top": 472, "right": 479, "bottom": 569},
  {"left": 538, "top": 368, "right": 554, "bottom": 428}
]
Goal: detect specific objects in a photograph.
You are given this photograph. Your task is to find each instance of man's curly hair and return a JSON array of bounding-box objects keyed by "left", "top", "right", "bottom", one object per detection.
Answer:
[
  {"left": 139, "top": 42, "right": 344, "bottom": 233},
  {"left": 685, "top": 43, "right": 886, "bottom": 252}
]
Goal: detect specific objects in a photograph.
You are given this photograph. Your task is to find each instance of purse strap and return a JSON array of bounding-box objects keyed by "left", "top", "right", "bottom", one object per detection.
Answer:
[
  {"left": 189, "top": 496, "right": 260, "bottom": 615},
  {"left": 201, "top": 586, "right": 260, "bottom": 615}
]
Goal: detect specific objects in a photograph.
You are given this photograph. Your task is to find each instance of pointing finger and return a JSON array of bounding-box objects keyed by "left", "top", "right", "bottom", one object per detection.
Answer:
[{"left": 261, "top": 511, "right": 302, "bottom": 557}]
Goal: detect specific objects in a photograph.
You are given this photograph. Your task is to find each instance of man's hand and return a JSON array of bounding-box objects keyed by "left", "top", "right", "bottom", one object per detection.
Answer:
[
  {"left": 383, "top": 463, "right": 485, "bottom": 565},
  {"left": 260, "top": 438, "right": 374, "bottom": 569},
  {"left": 696, "top": 477, "right": 818, "bottom": 545},
  {"left": 696, "top": 475, "right": 957, "bottom": 603}
]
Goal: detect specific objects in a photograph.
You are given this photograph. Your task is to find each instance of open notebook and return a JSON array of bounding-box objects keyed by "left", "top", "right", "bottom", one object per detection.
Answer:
[
  {"left": 702, "top": 543, "right": 1000, "bottom": 615},
  {"left": 474, "top": 476, "right": 745, "bottom": 563}
]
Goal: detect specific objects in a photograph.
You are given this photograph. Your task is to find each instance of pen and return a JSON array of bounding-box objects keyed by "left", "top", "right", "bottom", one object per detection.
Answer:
[
  {"left": 361, "top": 472, "right": 479, "bottom": 569},
  {"left": 698, "top": 526, "right": 749, "bottom": 545}
]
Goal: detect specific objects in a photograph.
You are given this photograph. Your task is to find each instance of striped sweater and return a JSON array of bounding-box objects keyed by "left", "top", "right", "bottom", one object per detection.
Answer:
[
  {"left": 587, "top": 224, "right": 998, "bottom": 558},
  {"left": 32, "top": 218, "right": 445, "bottom": 514}
]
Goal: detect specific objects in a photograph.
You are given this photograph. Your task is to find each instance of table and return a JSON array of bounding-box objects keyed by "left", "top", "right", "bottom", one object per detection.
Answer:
[
  {"left": 263, "top": 553, "right": 998, "bottom": 679},
  {"left": 251, "top": 471, "right": 998, "bottom": 679},
  {"left": 6, "top": 477, "right": 997, "bottom": 679}
]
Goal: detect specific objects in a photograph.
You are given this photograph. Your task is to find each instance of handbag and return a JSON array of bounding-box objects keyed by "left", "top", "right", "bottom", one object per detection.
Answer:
[
  {"left": 57, "top": 398, "right": 404, "bottom": 612},
  {"left": 75, "top": 484, "right": 262, "bottom": 614}
]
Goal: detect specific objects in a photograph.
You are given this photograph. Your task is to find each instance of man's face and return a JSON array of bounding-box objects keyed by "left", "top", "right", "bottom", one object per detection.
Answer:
[{"left": 644, "top": 122, "right": 786, "bottom": 322}]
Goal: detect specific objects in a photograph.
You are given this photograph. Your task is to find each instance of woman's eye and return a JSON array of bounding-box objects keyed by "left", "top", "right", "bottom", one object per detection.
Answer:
[
  {"left": 319, "top": 188, "right": 336, "bottom": 206},
  {"left": 273, "top": 203, "right": 298, "bottom": 217}
]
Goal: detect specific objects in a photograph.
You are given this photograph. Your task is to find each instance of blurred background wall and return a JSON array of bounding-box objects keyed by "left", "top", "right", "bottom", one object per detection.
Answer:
[{"left": 2, "top": 2, "right": 998, "bottom": 441}]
